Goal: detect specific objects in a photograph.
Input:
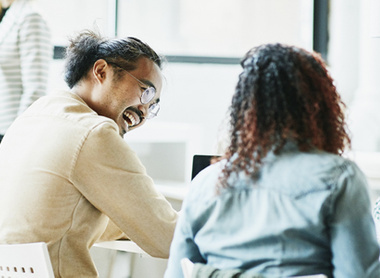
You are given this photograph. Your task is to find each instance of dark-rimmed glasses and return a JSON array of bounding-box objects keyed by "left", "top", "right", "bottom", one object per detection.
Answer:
[{"left": 108, "top": 62, "right": 160, "bottom": 119}]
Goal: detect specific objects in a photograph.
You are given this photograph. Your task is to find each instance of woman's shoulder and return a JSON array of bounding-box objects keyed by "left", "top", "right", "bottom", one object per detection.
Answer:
[
  {"left": 186, "top": 160, "right": 226, "bottom": 201},
  {"left": 276, "top": 150, "right": 360, "bottom": 177},
  {"left": 260, "top": 150, "right": 366, "bottom": 198}
]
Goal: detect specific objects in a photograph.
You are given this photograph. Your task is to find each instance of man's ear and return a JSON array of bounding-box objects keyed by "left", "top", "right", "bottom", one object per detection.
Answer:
[{"left": 93, "top": 59, "right": 108, "bottom": 84}]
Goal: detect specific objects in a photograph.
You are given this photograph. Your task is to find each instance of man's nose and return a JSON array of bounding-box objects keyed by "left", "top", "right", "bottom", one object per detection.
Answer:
[{"left": 138, "top": 103, "right": 149, "bottom": 119}]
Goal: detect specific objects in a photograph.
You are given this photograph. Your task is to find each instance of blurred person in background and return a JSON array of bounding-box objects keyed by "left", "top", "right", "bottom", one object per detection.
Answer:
[
  {"left": 0, "top": 0, "right": 52, "bottom": 142},
  {"left": 373, "top": 198, "right": 380, "bottom": 243},
  {"left": 165, "top": 43, "right": 380, "bottom": 278}
]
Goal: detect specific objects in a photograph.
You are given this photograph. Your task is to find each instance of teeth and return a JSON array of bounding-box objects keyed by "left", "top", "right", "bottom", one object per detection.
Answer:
[{"left": 124, "top": 111, "right": 137, "bottom": 126}]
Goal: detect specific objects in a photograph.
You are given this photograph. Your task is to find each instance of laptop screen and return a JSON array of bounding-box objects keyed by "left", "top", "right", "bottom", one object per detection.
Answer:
[{"left": 191, "top": 154, "right": 221, "bottom": 180}]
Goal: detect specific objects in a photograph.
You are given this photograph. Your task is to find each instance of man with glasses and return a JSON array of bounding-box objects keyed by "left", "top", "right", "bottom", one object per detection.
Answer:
[{"left": 0, "top": 30, "right": 178, "bottom": 277}]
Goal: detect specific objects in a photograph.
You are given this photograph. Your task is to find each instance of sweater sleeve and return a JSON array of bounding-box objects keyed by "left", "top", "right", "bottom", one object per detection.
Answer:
[
  {"left": 97, "top": 219, "right": 129, "bottom": 242},
  {"left": 71, "top": 123, "right": 178, "bottom": 258},
  {"left": 18, "top": 12, "right": 52, "bottom": 115}
]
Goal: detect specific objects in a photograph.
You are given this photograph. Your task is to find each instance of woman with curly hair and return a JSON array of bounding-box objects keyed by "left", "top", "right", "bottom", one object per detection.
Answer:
[{"left": 165, "top": 44, "right": 380, "bottom": 278}]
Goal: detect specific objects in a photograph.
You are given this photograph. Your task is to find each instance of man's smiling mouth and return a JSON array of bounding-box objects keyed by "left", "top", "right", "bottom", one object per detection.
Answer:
[{"left": 123, "top": 109, "right": 142, "bottom": 127}]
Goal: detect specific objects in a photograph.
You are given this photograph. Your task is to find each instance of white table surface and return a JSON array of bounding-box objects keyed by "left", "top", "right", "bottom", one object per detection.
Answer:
[
  {"left": 93, "top": 240, "right": 151, "bottom": 258},
  {"left": 155, "top": 183, "right": 189, "bottom": 201}
]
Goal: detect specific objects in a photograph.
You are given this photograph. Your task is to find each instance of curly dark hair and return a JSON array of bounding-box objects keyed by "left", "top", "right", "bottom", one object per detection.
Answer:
[
  {"left": 64, "top": 30, "right": 163, "bottom": 88},
  {"left": 219, "top": 43, "right": 351, "bottom": 188}
]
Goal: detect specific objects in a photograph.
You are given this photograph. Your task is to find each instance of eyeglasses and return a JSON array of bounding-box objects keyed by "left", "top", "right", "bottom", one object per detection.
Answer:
[{"left": 108, "top": 62, "right": 160, "bottom": 119}]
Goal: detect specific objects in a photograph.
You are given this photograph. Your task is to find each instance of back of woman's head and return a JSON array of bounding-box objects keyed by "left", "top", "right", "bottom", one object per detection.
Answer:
[
  {"left": 64, "top": 30, "right": 162, "bottom": 88},
  {"left": 222, "top": 43, "right": 350, "bottom": 186}
]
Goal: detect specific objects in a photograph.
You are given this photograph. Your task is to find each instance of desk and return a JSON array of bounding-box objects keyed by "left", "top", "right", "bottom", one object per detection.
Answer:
[
  {"left": 155, "top": 183, "right": 188, "bottom": 201},
  {"left": 92, "top": 240, "right": 168, "bottom": 277},
  {"left": 93, "top": 240, "right": 150, "bottom": 258}
]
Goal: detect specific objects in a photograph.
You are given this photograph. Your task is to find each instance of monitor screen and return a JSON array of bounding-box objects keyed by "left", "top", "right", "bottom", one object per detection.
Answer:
[{"left": 191, "top": 154, "right": 221, "bottom": 180}]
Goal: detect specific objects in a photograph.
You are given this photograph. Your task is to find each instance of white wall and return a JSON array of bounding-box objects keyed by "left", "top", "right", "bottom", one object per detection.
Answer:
[
  {"left": 329, "top": 0, "right": 380, "bottom": 152},
  {"left": 126, "top": 62, "right": 241, "bottom": 183}
]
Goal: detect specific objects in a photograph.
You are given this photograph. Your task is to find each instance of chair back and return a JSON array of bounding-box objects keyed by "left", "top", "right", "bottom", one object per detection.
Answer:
[{"left": 0, "top": 242, "right": 54, "bottom": 277}]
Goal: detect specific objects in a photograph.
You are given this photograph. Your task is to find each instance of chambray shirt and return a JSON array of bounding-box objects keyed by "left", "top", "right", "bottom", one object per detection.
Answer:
[{"left": 165, "top": 146, "right": 380, "bottom": 278}]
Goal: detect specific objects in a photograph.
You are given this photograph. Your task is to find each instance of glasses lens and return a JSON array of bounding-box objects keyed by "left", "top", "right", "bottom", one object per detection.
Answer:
[
  {"left": 147, "top": 103, "right": 160, "bottom": 119},
  {"left": 141, "top": 87, "right": 156, "bottom": 104}
]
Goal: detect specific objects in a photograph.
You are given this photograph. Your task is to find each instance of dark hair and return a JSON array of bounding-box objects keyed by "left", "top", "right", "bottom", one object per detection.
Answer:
[
  {"left": 64, "top": 30, "right": 163, "bottom": 88},
  {"left": 220, "top": 43, "right": 351, "bottom": 187}
]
